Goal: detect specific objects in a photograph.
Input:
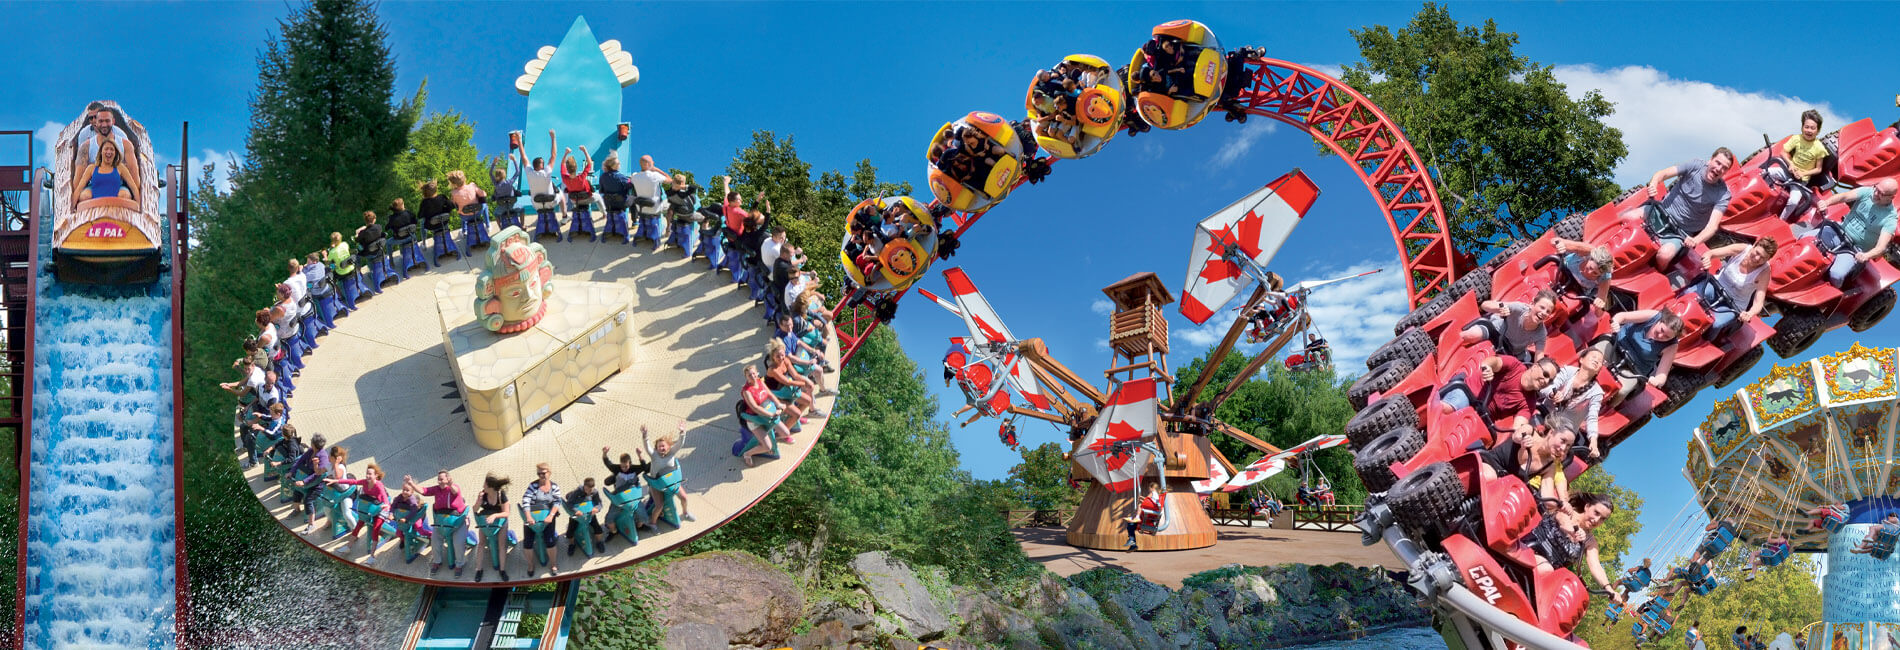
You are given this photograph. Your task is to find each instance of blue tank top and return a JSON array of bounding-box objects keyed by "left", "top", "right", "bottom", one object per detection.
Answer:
[
  {"left": 1615, "top": 314, "right": 1677, "bottom": 376},
  {"left": 90, "top": 164, "right": 122, "bottom": 199}
]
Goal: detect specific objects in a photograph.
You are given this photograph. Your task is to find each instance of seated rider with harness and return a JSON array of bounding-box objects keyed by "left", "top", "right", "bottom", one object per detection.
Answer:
[
  {"left": 1121, "top": 481, "right": 1168, "bottom": 550},
  {"left": 527, "top": 129, "right": 562, "bottom": 241},
  {"left": 1617, "top": 148, "right": 1737, "bottom": 273},
  {"left": 1243, "top": 272, "right": 1291, "bottom": 344},
  {"left": 417, "top": 180, "right": 458, "bottom": 266},
  {"left": 492, "top": 141, "right": 526, "bottom": 231},
  {"left": 1458, "top": 292, "right": 1555, "bottom": 362},
  {"left": 353, "top": 211, "right": 387, "bottom": 296},
  {"left": 1678, "top": 237, "right": 1778, "bottom": 344},
  {"left": 1810, "top": 177, "right": 1899, "bottom": 289},
  {"left": 561, "top": 145, "right": 598, "bottom": 242},
  {"left": 1850, "top": 513, "right": 1900, "bottom": 560},
  {"left": 1541, "top": 238, "right": 1616, "bottom": 320},
  {"left": 1744, "top": 531, "right": 1791, "bottom": 580},
  {"left": 384, "top": 199, "right": 419, "bottom": 280},
  {"left": 1800, "top": 503, "right": 1851, "bottom": 535}
]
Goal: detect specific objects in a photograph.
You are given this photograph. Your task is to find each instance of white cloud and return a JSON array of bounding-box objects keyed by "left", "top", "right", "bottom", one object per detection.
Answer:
[
  {"left": 153, "top": 148, "right": 244, "bottom": 195},
  {"left": 34, "top": 121, "right": 62, "bottom": 169},
  {"left": 1300, "top": 62, "right": 1345, "bottom": 79},
  {"left": 1141, "top": 139, "right": 1166, "bottom": 161},
  {"left": 1094, "top": 337, "right": 1111, "bottom": 351},
  {"left": 1550, "top": 64, "right": 1847, "bottom": 187},
  {"left": 1171, "top": 257, "right": 1407, "bottom": 374},
  {"left": 1211, "top": 121, "right": 1277, "bottom": 169},
  {"left": 1089, "top": 298, "right": 1114, "bottom": 315}
]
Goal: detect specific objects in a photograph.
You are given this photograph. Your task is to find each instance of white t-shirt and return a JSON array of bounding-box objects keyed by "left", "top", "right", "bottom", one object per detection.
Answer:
[
  {"left": 525, "top": 167, "right": 556, "bottom": 196},
  {"left": 784, "top": 274, "right": 812, "bottom": 307},
  {"left": 762, "top": 239, "right": 786, "bottom": 270},
  {"left": 244, "top": 365, "right": 267, "bottom": 401},
  {"left": 283, "top": 273, "right": 307, "bottom": 304},
  {"left": 630, "top": 169, "right": 670, "bottom": 216}
]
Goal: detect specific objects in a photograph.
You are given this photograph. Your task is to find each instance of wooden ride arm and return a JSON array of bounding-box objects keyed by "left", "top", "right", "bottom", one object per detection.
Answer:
[
  {"left": 1007, "top": 405, "right": 1071, "bottom": 426},
  {"left": 1207, "top": 311, "right": 1310, "bottom": 409},
  {"left": 1176, "top": 284, "right": 1267, "bottom": 412},
  {"left": 1018, "top": 338, "right": 1107, "bottom": 406},
  {"left": 1028, "top": 362, "right": 1092, "bottom": 419},
  {"left": 1206, "top": 417, "right": 1281, "bottom": 457}
]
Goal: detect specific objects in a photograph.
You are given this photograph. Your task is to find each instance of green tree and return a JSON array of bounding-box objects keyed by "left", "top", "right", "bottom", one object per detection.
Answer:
[
  {"left": 1576, "top": 550, "right": 1821, "bottom": 650},
  {"left": 1009, "top": 441, "right": 1082, "bottom": 512},
  {"left": 718, "top": 132, "right": 910, "bottom": 299},
  {"left": 393, "top": 100, "right": 493, "bottom": 213},
  {"left": 1337, "top": 3, "right": 1626, "bottom": 254},
  {"left": 683, "top": 327, "right": 1037, "bottom": 588},
  {"left": 1173, "top": 350, "right": 1364, "bottom": 504},
  {"left": 180, "top": 0, "right": 417, "bottom": 632}
]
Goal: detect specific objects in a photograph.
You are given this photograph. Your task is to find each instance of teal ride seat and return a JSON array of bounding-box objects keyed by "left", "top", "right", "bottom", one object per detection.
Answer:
[
  {"left": 476, "top": 512, "right": 513, "bottom": 572},
  {"left": 316, "top": 480, "right": 359, "bottom": 539},
  {"left": 395, "top": 506, "right": 430, "bottom": 564},
  {"left": 520, "top": 505, "right": 558, "bottom": 569},
  {"left": 564, "top": 497, "right": 600, "bottom": 558},
  {"left": 351, "top": 498, "right": 387, "bottom": 549},
  {"left": 606, "top": 482, "right": 645, "bottom": 546},
  {"left": 431, "top": 506, "right": 470, "bottom": 569},
  {"left": 648, "top": 467, "right": 684, "bottom": 529}
]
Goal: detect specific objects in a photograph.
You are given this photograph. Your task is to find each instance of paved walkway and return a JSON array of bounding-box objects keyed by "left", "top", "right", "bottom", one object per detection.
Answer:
[
  {"left": 1013, "top": 524, "right": 1403, "bottom": 589},
  {"left": 238, "top": 234, "right": 837, "bottom": 586}
]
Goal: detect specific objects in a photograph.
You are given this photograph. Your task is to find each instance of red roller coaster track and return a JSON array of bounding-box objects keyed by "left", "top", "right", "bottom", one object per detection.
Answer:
[{"left": 831, "top": 58, "right": 1464, "bottom": 365}]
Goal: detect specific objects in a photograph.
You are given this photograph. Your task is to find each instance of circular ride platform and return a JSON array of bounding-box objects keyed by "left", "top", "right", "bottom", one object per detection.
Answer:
[{"left": 237, "top": 233, "right": 837, "bottom": 586}]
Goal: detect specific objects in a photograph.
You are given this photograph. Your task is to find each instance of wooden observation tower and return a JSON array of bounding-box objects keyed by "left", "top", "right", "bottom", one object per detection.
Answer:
[{"left": 1067, "top": 273, "right": 1219, "bottom": 550}]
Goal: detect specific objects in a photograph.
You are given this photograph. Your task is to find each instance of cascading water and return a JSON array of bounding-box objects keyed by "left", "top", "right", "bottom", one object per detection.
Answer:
[{"left": 24, "top": 214, "right": 177, "bottom": 649}]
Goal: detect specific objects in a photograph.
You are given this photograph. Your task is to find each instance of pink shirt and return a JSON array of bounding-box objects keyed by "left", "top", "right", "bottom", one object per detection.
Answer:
[
  {"left": 451, "top": 184, "right": 485, "bottom": 212},
  {"left": 337, "top": 476, "right": 390, "bottom": 505},
  {"left": 421, "top": 484, "right": 465, "bottom": 513}
]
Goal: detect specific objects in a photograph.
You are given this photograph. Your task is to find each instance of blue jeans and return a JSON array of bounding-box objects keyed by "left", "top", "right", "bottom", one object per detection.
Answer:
[
  {"left": 315, "top": 294, "right": 339, "bottom": 329},
  {"left": 724, "top": 242, "right": 748, "bottom": 283},
  {"left": 385, "top": 237, "right": 415, "bottom": 279},
  {"left": 338, "top": 273, "right": 359, "bottom": 312},
  {"left": 498, "top": 207, "right": 523, "bottom": 231}
]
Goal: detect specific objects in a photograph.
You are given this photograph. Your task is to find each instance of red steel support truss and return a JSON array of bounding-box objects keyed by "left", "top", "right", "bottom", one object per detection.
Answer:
[{"left": 831, "top": 58, "right": 1461, "bottom": 366}]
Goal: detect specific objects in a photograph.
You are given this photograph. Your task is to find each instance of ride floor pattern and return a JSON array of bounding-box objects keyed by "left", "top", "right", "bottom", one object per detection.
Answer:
[
  {"left": 238, "top": 230, "right": 837, "bottom": 585},
  {"left": 26, "top": 218, "right": 178, "bottom": 648}
]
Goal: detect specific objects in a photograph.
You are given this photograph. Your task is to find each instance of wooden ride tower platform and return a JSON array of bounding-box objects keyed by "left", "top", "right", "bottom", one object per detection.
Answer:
[{"left": 1067, "top": 273, "right": 1218, "bottom": 551}]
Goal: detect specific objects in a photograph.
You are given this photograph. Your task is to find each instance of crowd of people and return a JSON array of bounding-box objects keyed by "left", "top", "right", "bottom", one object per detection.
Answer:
[{"left": 219, "top": 128, "right": 844, "bottom": 579}]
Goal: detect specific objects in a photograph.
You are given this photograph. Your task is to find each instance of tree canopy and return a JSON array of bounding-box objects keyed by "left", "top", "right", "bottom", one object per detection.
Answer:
[
  {"left": 1172, "top": 349, "right": 1364, "bottom": 504},
  {"left": 180, "top": 0, "right": 418, "bottom": 633},
  {"left": 1337, "top": 2, "right": 1627, "bottom": 254},
  {"left": 392, "top": 99, "right": 493, "bottom": 213}
]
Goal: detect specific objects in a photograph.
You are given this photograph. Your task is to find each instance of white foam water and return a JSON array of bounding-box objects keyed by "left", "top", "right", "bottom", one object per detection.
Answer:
[{"left": 25, "top": 227, "right": 177, "bottom": 649}]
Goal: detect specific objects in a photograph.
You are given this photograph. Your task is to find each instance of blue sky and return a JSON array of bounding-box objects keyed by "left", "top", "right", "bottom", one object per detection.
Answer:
[{"left": 10, "top": 2, "right": 1899, "bottom": 580}]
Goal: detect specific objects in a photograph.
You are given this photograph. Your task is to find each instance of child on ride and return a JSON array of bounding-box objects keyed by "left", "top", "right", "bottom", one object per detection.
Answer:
[
  {"left": 563, "top": 477, "right": 603, "bottom": 557},
  {"left": 1545, "top": 238, "right": 1615, "bottom": 317},
  {"left": 1120, "top": 482, "right": 1167, "bottom": 550},
  {"left": 1785, "top": 109, "right": 1836, "bottom": 189},
  {"left": 1849, "top": 513, "right": 1900, "bottom": 555},
  {"left": 329, "top": 461, "right": 391, "bottom": 564},
  {"left": 1744, "top": 531, "right": 1791, "bottom": 579},
  {"left": 1800, "top": 503, "right": 1851, "bottom": 534}
]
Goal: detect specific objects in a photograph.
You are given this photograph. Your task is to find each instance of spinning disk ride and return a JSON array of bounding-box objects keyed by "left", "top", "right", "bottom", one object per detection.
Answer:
[
  {"left": 1686, "top": 343, "right": 1900, "bottom": 647},
  {"left": 236, "top": 17, "right": 839, "bottom": 587}
]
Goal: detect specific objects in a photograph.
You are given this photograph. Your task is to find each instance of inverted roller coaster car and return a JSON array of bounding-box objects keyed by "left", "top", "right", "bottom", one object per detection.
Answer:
[
  {"left": 840, "top": 196, "right": 938, "bottom": 292},
  {"left": 1024, "top": 54, "right": 1125, "bottom": 159},
  {"left": 1125, "top": 19, "right": 1226, "bottom": 130},
  {"left": 926, "top": 112, "right": 1025, "bottom": 213}
]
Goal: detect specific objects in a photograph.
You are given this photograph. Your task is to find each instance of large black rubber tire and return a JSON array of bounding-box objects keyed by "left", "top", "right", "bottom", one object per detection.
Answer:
[
  {"left": 1448, "top": 270, "right": 1495, "bottom": 303},
  {"left": 1614, "top": 182, "right": 1647, "bottom": 203},
  {"left": 1388, "top": 461, "right": 1464, "bottom": 543},
  {"left": 1482, "top": 240, "right": 1533, "bottom": 274},
  {"left": 1715, "top": 346, "right": 1765, "bottom": 389},
  {"left": 1552, "top": 213, "right": 1585, "bottom": 242},
  {"left": 1348, "top": 359, "right": 1411, "bottom": 410},
  {"left": 1392, "top": 292, "right": 1455, "bottom": 336},
  {"left": 1851, "top": 287, "right": 1897, "bottom": 332},
  {"left": 1767, "top": 308, "right": 1828, "bottom": 358},
  {"left": 1345, "top": 394, "right": 1421, "bottom": 448},
  {"left": 1655, "top": 370, "right": 1708, "bottom": 418},
  {"left": 1354, "top": 426, "right": 1425, "bottom": 494},
  {"left": 1707, "top": 230, "right": 1743, "bottom": 249},
  {"left": 1367, "top": 327, "right": 1434, "bottom": 371}
]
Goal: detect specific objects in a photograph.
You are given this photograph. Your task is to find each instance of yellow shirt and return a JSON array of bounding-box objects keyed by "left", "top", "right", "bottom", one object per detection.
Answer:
[{"left": 1783, "top": 136, "right": 1829, "bottom": 180}]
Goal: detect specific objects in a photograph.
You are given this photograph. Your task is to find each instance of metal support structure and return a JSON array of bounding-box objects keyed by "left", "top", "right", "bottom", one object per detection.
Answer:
[{"left": 830, "top": 57, "right": 1458, "bottom": 368}]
